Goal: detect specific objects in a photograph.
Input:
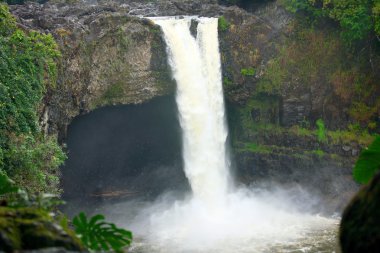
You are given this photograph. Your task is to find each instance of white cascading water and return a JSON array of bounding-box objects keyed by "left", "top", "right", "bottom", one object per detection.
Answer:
[
  {"left": 116, "top": 17, "right": 339, "bottom": 253},
  {"left": 152, "top": 17, "right": 230, "bottom": 204}
]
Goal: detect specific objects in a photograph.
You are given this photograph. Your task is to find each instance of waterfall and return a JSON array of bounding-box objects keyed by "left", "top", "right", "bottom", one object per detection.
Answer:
[
  {"left": 124, "top": 16, "right": 338, "bottom": 253},
  {"left": 151, "top": 17, "right": 230, "bottom": 203}
]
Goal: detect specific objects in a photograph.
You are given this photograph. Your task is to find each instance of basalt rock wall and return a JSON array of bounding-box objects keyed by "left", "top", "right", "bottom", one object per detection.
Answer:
[{"left": 9, "top": 0, "right": 369, "bottom": 212}]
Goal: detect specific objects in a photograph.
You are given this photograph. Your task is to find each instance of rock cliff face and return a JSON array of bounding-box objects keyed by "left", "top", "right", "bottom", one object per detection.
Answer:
[
  {"left": 10, "top": 0, "right": 365, "bottom": 212},
  {"left": 11, "top": 1, "right": 177, "bottom": 140}
]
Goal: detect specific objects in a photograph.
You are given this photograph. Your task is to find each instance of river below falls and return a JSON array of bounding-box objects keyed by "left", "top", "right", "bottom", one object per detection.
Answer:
[
  {"left": 129, "top": 217, "right": 340, "bottom": 253},
  {"left": 129, "top": 226, "right": 340, "bottom": 253},
  {"left": 73, "top": 189, "right": 341, "bottom": 253}
]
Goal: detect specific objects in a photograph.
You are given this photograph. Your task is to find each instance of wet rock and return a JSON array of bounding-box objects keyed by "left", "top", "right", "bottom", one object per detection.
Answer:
[
  {"left": 189, "top": 19, "right": 198, "bottom": 38},
  {"left": 0, "top": 207, "right": 83, "bottom": 252},
  {"left": 342, "top": 146, "right": 351, "bottom": 152},
  {"left": 281, "top": 95, "right": 311, "bottom": 127},
  {"left": 340, "top": 171, "right": 380, "bottom": 253},
  {"left": 20, "top": 247, "right": 80, "bottom": 253},
  {"left": 219, "top": 3, "right": 291, "bottom": 104}
]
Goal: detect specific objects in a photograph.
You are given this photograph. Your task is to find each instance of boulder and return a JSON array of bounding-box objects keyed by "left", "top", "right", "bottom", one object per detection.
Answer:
[
  {"left": 340, "top": 171, "right": 380, "bottom": 253},
  {"left": 0, "top": 207, "right": 83, "bottom": 252}
]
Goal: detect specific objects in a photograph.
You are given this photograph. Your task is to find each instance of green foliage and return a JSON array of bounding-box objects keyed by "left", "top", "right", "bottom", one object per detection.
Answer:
[
  {"left": 218, "top": 16, "right": 230, "bottom": 32},
  {"left": 0, "top": 3, "right": 16, "bottom": 36},
  {"left": 3, "top": 135, "right": 66, "bottom": 194},
  {"left": 374, "top": 1, "right": 380, "bottom": 35},
  {"left": 0, "top": 28, "right": 61, "bottom": 136},
  {"left": 316, "top": 118, "right": 327, "bottom": 142},
  {"left": 6, "top": 191, "right": 65, "bottom": 211},
  {"left": 289, "top": 125, "right": 313, "bottom": 136},
  {"left": 242, "top": 142, "right": 272, "bottom": 153},
  {"left": 282, "top": 0, "right": 379, "bottom": 44},
  {"left": 223, "top": 77, "right": 233, "bottom": 88},
  {"left": 256, "top": 58, "right": 284, "bottom": 95},
  {"left": 0, "top": 4, "right": 60, "bottom": 136},
  {"left": 0, "top": 3, "right": 60, "bottom": 136},
  {"left": 327, "top": 128, "right": 374, "bottom": 146},
  {"left": 0, "top": 3, "right": 64, "bottom": 194},
  {"left": 240, "top": 67, "right": 256, "bottom": 76},
  {"left": 257, "top": 23, "right": 380, "bottom": 126},
  {"left": 311, "top": 149, "right": 325, "bottom": 157},
  {"left": 73, "top": 212, "right": 133, "bottom": 252},
  {"left": 353, "top": 136, "right": 380, "bottom": 184},
  {"left": 0, "top": 170, "right": 19, "bottom": 196}
]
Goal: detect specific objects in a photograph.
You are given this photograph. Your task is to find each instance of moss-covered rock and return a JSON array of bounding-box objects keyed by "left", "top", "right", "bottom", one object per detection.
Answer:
[
  {"left": 10, "top": 3, "right": 175, "bottom": 141},
  {"left": 0, "top": 207, "right": 83, "bottom": 252},
  {"left": 340, "top": 171, "right": 380, "bottom": 253}
]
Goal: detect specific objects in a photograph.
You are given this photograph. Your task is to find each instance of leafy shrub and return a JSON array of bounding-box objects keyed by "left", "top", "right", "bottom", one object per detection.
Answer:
[
  {"left": 3, "top": 135, "right": 66, "bottom": 194},
  {"left": 353, "top": 136, "right": 380, "bottom": 184},
  {"left": 282, "top": 0, "right": 379, "bottom": 44},
  {"left": 240, "top": 67, "right": 256, "bottom": 76},
  {"left": 0, "top": 3, "right": 64, "bottom": 194},
  {"left": 0, "top": 170, "right": 19, "bottom": 196},
  {"left": 73, "top": 212, "right": 133, "bottom": 252},
  {"left": 316, "top": 119, "right": 327, "bottom": 142},
  {"left": 218, "top": 16, "right": 230, "bottom": 32}
]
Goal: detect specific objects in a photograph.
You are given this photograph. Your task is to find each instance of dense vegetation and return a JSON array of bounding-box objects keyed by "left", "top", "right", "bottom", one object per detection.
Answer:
[
  {"left": 0, "top": 3, "right": 65, "bottom": 194},
  {"left": 253, "top": 0, "right": 380, "bottom": 131},
  {"left": 283, "top": 0, "right": 380, "bottom": 45},
  {"left": 0, "top": 5, "right": 134, "bottom": 252}
]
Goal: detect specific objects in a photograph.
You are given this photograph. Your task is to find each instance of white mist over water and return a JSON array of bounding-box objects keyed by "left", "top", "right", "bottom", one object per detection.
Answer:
[{"left": 119, "top": 16, "right": 339, "bottom": 252}]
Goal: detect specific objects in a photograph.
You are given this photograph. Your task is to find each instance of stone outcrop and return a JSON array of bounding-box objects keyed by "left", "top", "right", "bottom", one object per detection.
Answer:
[
  {"left": 234, "top": 130, "right": 360, "bottom": 213},
  {"left": 0, "top": 207, "right": 83, "bottom": 252},
  {"left": 219, "top": 2, "right": 292, "bottom": 104},
  {"left": 340, "top": 171, "right": 380, "bottom": 253},
  {"left": 11, "top": 1, "right": 178, "bottom": 140}
]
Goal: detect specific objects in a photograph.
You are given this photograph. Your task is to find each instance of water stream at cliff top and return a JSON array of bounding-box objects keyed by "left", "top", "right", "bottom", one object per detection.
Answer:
[{"left": 104, "top": 17, "right": 340, "bottom": 252}]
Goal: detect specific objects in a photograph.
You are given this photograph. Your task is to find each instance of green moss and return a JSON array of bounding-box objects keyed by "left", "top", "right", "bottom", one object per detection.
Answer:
[
  {"left": 115, "top": 27, "right": 129, "bottom": 51},
  {"left": 218, "top": 16, "right": 230, "bottom": 32},
  {"left": 238, "top": 96, "right": 280, "bottom": 135},
  {"left": 310, "top": 149, "right": 325, "bottom": 157},
  {"left": 223, "top": 77, "right": 233, "bottom": 88},
  {"left": 240, "top": 142, "right": 272, "bottom": 154},
  {"left": 0, "top": 207, "right": 83, "bottom": 251},
  {"left": 328, "top": 129, "right": 375, "bottom": 146},
  {"left": 92, "top": 82, "right": 125, "bottom": 108},
  {"left": 288, "top": 125, "right": 314, "bottom": 136},
  {"left": 240, "top": 67, "right": 256, "bottom": 76},
  {"left": 255, "top": 58, "right": 285, "bottom": 96}
]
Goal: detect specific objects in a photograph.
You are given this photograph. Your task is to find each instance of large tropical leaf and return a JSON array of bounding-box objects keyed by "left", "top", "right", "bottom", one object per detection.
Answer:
[
  {"left": 73, "top": 212, "right": 132, "bottom": 252},
  {"left": 353, "top": 136, "right": 380, "bottom": 184}
]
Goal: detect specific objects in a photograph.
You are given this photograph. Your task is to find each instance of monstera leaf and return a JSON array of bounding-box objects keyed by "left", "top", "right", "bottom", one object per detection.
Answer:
[
  {"left": 73, "top": 212, "right": 132, "bottom": 252},
  {"left": 353, "top": 136, "right": 380, "bottom": 184},
  {"left": 0, "top": 170, "right": 19, "bottom": 195}
]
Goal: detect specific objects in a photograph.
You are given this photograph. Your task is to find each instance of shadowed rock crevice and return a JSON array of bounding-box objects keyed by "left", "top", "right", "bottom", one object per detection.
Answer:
[{"left": 62, "top": 95, "right": 188, "bottom": 205}]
